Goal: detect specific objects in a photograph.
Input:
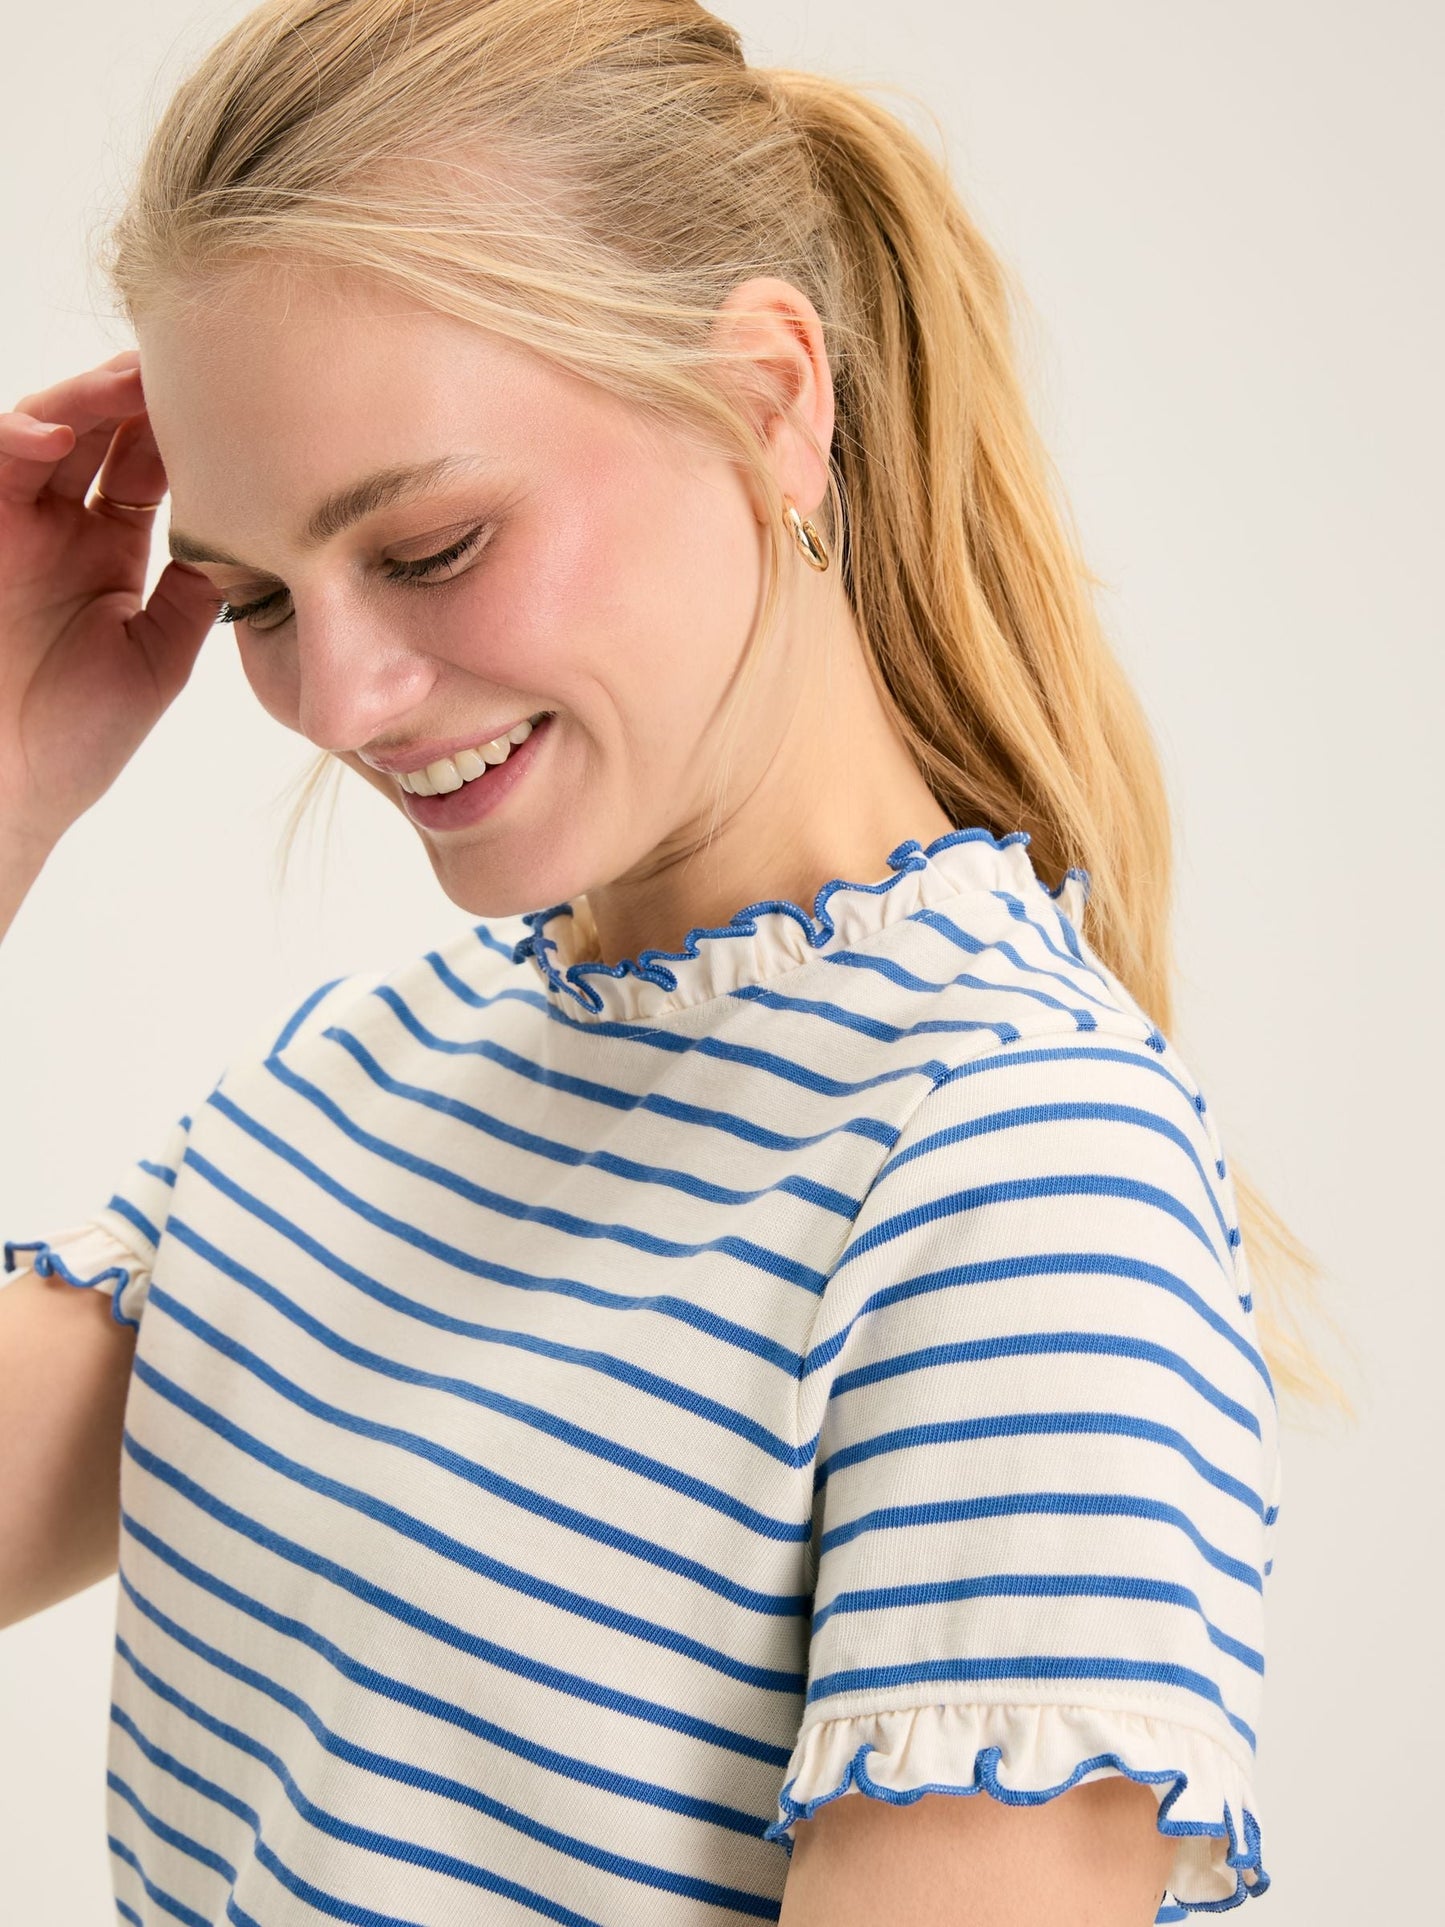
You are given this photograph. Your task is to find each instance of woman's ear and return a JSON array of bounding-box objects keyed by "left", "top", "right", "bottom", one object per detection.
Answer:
[{"left": 708, "top": 275, "right": 836, "bottom": 525}]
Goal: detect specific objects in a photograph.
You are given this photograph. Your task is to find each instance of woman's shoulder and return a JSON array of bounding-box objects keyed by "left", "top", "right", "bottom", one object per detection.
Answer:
[
  {"left": 241, "top": 912, "right": 537, "bottom": 1066},
  {"left": 905, "top": 888, "right": 1206, "bottom": 1122}
]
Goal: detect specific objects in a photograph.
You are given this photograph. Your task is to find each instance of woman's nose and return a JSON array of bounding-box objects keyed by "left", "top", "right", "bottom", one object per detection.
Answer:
[{"left": 293, "top": 610, "right": 440, "bottom": 755}]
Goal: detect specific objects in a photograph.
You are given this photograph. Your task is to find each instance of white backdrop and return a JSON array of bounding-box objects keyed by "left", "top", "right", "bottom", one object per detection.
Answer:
[{"left": 2, "top": 3, "right": 1439, "bottom": 1919}]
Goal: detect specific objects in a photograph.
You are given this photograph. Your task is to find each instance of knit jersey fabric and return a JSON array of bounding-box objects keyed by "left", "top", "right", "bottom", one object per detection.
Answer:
[{"left": 5, "top": 826, "right": 1279, "bottom": 1924}]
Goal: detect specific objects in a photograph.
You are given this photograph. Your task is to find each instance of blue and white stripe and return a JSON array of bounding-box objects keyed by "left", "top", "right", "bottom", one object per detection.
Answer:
[{"left": 4, "top": 828, "right": 1278, "bottom": 1920}]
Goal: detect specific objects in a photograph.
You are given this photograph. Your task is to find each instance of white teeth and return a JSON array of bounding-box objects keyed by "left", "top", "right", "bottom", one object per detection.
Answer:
[
  {"left": 426, "top": 758, "right": 465, "bottom": 795},
  {"left": 397, "top": 713, "right": 546, "bottom": 795}
]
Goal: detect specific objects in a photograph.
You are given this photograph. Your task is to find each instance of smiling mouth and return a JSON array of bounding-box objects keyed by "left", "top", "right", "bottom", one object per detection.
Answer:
[{"left": 392, "top": 712, "right": 552, "bottom": 794}]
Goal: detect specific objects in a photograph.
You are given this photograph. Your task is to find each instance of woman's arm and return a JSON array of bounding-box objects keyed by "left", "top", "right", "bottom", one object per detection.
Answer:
[
  {"left": 0, "top": 1258, "right": 137, "bottom": 1629},
  {"left": 778, "top": 1773, "right": 1175, "bottom": 1927}
]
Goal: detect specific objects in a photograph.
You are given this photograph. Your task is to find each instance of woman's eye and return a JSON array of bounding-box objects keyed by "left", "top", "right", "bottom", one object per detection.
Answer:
[
  {"left": 216, "top": 587, "right": 289, "bottom": 631},
  {"left": 215, "top": 524, "right": 491, "bottom": 631}
]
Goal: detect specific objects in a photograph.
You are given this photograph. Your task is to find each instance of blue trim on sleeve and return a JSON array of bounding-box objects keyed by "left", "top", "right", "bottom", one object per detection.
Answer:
[
  {"left": 766, "top": 1737, "right": 1268, "bottom": 1912},
  {"left": 3, "top": 1237, "right": 141, "bottom": 1333}
]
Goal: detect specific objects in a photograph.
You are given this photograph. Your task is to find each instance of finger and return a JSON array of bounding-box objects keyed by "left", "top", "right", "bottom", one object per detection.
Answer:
[
  {"left": 0, "top": 414, "right": 65, "bottom": 497},
  {"left": 6, "top": 364, "right": 147, "bottom": 505},
  {"left": 0, "top": 413, "right": 79, "bottom": 507},
  {"left": 12, "top": 360, "right": 145, "bottom": 433},
  {"left": 125, "top": 559, "right": 224, "bottom": 711},
  {"left": 86, "top": 414, "right": 169, "bottom": 523},
  {"left": 47, "top": 375, "right": 156, "bottom": 502}
]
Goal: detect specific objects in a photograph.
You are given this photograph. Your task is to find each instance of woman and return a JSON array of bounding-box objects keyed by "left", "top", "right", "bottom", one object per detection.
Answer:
[{"left": 0, "top": 2, "right": 1296, "bottom": 1920}]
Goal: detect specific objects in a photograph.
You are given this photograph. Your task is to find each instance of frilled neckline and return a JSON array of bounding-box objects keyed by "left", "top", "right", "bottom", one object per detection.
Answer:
[{"left": 510, "top": 825, "right": 1092, "bottom": 1025}]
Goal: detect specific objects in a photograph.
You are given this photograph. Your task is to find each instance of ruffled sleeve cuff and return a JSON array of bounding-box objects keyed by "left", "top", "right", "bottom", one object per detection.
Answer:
[
  {"left": 765, "top": 1701, "right": 1267, "bottom": 1913},
  {"left": 3, "top": 1219, "right": 155, "bottom": 1333}
]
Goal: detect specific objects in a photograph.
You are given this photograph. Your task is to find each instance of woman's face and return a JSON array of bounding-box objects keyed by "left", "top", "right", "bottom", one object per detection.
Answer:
[{"left": 137, "top": 267, "right": 789, "bottom": 919}]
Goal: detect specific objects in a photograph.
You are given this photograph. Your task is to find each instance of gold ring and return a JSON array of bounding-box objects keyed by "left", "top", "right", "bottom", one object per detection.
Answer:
[{"left": 92, "top": 485, "right": 164, "bottom": 513}]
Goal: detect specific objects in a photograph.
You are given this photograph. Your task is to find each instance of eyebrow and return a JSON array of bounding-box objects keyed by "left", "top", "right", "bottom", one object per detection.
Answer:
[{"left": 167, "top": 453, "right": 499, "bottom": 567}]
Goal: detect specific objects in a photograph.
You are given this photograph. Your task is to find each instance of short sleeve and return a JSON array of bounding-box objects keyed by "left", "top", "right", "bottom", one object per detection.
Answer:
[
  {"left": 2, "top": 967, "right": 371, "bottom": 1334},
  {"left": 3, "top": 1109, "right": 194, "bottom": 1332},
  {"left": 770, "top": 1034, "right": 1280, "bottom": 1915}
]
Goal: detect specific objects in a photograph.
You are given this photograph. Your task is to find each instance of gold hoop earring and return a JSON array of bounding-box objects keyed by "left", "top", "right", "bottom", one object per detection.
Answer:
[{"left": 783, "top": 499, "right": 831, "bottom": 572}]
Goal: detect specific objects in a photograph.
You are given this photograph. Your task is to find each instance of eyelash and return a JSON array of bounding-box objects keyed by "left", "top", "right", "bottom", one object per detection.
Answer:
[{"left": 214, "top": 525, "right": 489, "bottom": 628}]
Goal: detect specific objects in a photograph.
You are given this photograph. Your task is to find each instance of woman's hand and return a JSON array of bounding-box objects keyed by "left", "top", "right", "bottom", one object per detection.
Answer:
[{"left": 0, "top": 347, "right": 221, "bottom": 855}]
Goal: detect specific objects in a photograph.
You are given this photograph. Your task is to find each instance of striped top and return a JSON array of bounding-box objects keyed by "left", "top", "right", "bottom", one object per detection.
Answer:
[{"left": 5, "top": 825, "right": 1279, "bottom": 1923}]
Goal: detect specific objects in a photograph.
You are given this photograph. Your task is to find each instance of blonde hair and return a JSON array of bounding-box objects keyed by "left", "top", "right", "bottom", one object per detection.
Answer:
[{"left": 100, "top": 0, "right": 1342, "bottom": 1408}]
